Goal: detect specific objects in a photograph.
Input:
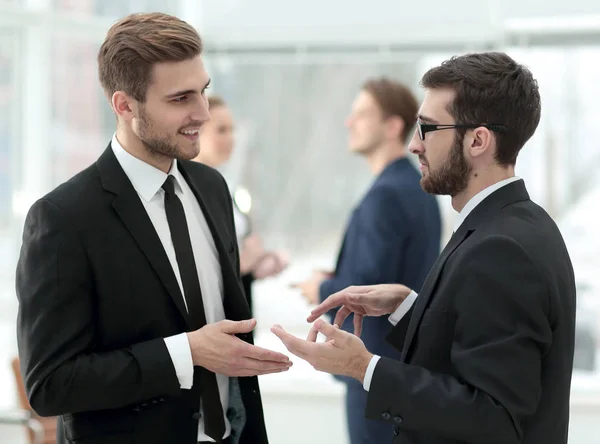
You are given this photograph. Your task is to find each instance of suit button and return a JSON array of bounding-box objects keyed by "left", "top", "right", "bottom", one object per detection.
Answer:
[
  {"left": 192, "top": 411, "right": 202, "bottom": 420},
  {"left": 159, "top": 398, "right": 165, "bottom": 402},
  {"left": 151, "top": 399, "right": 158, "bottom": 404},
  {"left": 393, "top": 416, "right": 403, "bottom": 424},
  {"left": 141, "top": 402, "right": 148, "bottom": 407},
  {"left": 381, "top": 412, "right": 391, "bottom": 421}
]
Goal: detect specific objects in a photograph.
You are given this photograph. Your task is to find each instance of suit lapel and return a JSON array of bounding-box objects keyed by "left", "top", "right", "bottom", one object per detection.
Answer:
[
  {"left": 96, "top": 146, "right": 192, "bottom": 329},
  {"left": 401, "top": 227, "right": 473, "bottom": 360},
  {"left": 400, "top": 179, "right": 531, "bottom": 360},
  {"left": 177, "top": 162, "right": 251, "bottom": 321}
]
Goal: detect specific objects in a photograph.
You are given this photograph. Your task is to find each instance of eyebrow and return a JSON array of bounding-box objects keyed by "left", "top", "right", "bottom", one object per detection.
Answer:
[
  {"left": 165, "top": 78, "right": 211, "bottom": 99},
  {"left": 417, "top": 114, "right": 439, "bottom": 124}
]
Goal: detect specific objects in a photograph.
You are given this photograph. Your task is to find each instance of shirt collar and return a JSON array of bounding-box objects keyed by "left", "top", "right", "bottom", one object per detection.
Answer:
[
  {"left": 111, "top": 133, "right": 184, "bottom": 202},
  {"left": 453, "top": 176, "right": 521, "bottom": 232}
]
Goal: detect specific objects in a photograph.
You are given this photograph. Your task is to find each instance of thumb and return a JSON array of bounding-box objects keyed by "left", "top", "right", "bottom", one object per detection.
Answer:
[{"left": 220, "top": 318, "right": 257, "bottom": 334}]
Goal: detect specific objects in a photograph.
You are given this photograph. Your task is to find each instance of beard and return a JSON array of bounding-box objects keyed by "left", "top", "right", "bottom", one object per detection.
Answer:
[
  {"left": 421, "top": 133, "right": 471, "bottom": 196},
  {"left": 137, "top": 105, "right": 199, "bottom": 161}
]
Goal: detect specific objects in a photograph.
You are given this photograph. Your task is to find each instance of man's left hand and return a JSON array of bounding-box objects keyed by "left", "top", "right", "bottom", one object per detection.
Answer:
[{"left": 270, "top": 319, "right": 373, "bottom": 383}]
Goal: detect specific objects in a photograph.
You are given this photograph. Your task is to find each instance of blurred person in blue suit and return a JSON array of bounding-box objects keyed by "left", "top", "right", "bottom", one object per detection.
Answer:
[{"left": 293, "top": 77, "right": 441, "bottom": 444}]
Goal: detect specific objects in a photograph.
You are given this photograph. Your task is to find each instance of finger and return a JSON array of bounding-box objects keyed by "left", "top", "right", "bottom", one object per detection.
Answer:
[
  {"left": 238, "top": 357, "right": 293, "bottom": 374},
  {"left": 353, "top": 314, "right": 363, "bottom": 337},
  {"left": 270, "top": 324, "right": 313, "bottom": 360},
  {"left": 307, "top": 285, "right": 375, "bottom": 322},
  {"left": 314, "top": 319, "right": 345, "bottom": 342},
  {"left": 235, "top": 364, "right": 293, "bottom": 377},
  {"left": 307, "top": 324, "right": 319, "bottom": 342},
  {"left": 240, "top": 342, "right": 291, "bottom": 363},
  {"left": 333, "top": 305, "right": 352, "bottom": 328},
  {"left": 307, "top": 292, "right": 350, "bottom": 322},
  {"left": 326, "top": 324, "right": 339, "bottom": 343},
  {"left": 220, "top": 318, "right": 257, "bottom": 334}
]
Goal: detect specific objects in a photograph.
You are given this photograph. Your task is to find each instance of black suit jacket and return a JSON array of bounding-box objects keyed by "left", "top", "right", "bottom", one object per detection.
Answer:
[
  {"left": 15, "top": 145, "right": 269, "bottom": 444},
  {"left": 366, "top": 180, "right": 576, "bottom": 444}
]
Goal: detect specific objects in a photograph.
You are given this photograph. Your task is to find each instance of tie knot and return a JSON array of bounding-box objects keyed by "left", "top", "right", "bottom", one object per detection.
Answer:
[{"left": 162, "top": 175, "right": 176, "bottom": 196}]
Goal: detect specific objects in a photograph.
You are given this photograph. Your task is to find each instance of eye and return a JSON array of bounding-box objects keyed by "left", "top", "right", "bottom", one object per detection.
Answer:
[{"left": 172, "top": 95, "right": 188, "bottom": 103}]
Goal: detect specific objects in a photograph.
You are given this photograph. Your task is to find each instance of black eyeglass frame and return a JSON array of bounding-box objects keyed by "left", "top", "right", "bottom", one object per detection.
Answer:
[{"left": 417, "top": 122, "right": 507, "bottom": 141}]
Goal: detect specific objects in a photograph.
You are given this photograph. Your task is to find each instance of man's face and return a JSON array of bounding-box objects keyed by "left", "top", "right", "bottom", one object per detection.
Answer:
[
  {"left": 197, "top": 105, "right": 235, "bottom": 167},
  {"left": 409, "top": 88, "right": 471, "bottom": 196},
  {"left": 132, "top": 55, "right": 211, "bottom": 162},
  {"left": 345, "top": 90, "right": 387, "bottom": 155}
]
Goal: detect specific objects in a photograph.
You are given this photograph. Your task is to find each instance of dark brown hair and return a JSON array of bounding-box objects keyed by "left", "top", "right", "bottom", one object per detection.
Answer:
[
  {"left": 421, "top": 52, "right": 541, "bottom": 166},
  {"left": 98, "top": 12, "right": 203, "bottom": 103},
  {"left": 362, "top": 77, "right": 418, "bottom": 142}
]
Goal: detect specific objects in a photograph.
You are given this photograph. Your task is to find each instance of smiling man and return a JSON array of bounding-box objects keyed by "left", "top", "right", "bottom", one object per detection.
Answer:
[
  {"left": 15, "top": 12, "right": 291, "bottom": 444},
  {"left": 273, "top": 52, "right": 576, "bottom": 444}
]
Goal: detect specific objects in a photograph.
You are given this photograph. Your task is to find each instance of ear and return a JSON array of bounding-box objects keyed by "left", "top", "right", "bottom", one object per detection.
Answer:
[
  {"left": 385, "top": 116, "right": 405, "bottom": 140},
  {"left": 467, "top": 126, "right": 493, "bottom": 159},
  {"left": 111, "top": 91, "right": 136, "bottom": 123}
]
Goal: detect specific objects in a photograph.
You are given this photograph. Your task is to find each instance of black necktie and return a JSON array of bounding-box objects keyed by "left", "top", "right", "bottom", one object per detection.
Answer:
[{"left": 162, "top": 175, "right": 225, "bottom": 442}]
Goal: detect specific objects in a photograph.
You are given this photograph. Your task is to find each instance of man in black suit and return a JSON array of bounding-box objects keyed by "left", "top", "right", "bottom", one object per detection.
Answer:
[
  {"left": 15, "top": 12, "right": 291, "bottom": 444},
  {"left": 272, "top": 52, "right": 576, "bottom": 444}
]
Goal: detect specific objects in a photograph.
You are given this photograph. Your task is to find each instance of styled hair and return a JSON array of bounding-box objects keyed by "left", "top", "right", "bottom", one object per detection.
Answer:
[
  {"left": 362, "top": 77, "right": 419, "bottom": 142},
  {"left": 98, "top": 12, "right": 203, "bottom": 102},
  {"left": 421, "top": 52, "right": 541, "bottom": 166}
]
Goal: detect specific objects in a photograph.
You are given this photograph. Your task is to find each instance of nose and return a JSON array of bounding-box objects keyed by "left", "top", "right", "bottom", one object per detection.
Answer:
[
  {"left": 345, "top": 115, "right": 354, "bottom": 129},
  {"left": 408, "top": 130, "right": 423, "bottom": 155},
  {"left": 192, "top": 97, "right": 211, "bottom": 124}
]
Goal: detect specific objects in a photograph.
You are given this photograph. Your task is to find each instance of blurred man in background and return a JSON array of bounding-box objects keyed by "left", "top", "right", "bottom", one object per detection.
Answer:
[{"left": 293, "top": 77, "right": 441, "bottom": 444}]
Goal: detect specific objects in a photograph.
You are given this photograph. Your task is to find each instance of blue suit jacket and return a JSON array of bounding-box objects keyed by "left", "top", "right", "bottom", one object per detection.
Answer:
[{"left": 319, "top": 157, "right": 441, "bottom": 388}]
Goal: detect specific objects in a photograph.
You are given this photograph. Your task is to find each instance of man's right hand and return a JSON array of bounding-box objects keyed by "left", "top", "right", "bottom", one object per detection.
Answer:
[
  {"left": 306, "top": 284, "right": 412, "bottom": 337},
  {"left": 187, "top": 319, "right": 292, "bottom": 377}
]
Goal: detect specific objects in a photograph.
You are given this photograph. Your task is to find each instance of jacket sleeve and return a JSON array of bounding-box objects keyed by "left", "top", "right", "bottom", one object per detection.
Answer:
[
  {"left": 16, "top": 198, "right": 181, "bottom": 417},
  {"left": 365, "top": 236, "right": 552, "bottom": 444}
]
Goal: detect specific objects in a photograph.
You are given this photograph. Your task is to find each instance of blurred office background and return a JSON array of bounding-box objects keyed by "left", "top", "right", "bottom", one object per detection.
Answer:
[{"left": 1, "top": 0, "right": 600, "bottom": 442}]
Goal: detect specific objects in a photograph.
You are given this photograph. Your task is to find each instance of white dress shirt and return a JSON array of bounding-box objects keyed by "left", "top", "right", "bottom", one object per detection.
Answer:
[
  {"left": 363, "top": 176, "right": 521, "bottom": 391},
  {"left": 111, "top": 134, "right": 231, "bottom": 442}
]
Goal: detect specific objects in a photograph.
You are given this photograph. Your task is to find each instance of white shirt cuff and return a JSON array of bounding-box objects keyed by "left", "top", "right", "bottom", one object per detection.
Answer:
[
  {"left": 363, "top": 355, "right": 381, "bottom": 391},
  {"left": 164, "top": 333, "right": 194, "bottom": 389},
  {"left": 388, "top": 290, "right": 418, "bottom": 326}
]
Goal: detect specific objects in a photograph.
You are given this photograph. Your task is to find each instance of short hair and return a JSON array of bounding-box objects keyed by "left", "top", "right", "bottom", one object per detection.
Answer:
[
  {"left": 98, "top": 12, "right": 203, "bottom": 103},
  {"left": 208, "top": 95, "right": 226, "bottom": 110},
  {"left": 361, "top": 77, "right": 419, "bottom": 142},
  {"left": 421, "top": 52, "right": 541, "bottom": 166}
]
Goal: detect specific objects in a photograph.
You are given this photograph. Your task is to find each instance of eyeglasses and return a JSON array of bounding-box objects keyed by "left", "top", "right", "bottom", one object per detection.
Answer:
[{"left": 417, "top": 122, "right": 507, "bottom": 141}]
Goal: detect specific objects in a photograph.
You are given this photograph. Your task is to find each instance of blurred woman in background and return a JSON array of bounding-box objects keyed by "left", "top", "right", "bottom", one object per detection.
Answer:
[{"left": 194, "top": 96, "right": 288, "bottom": 314}]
